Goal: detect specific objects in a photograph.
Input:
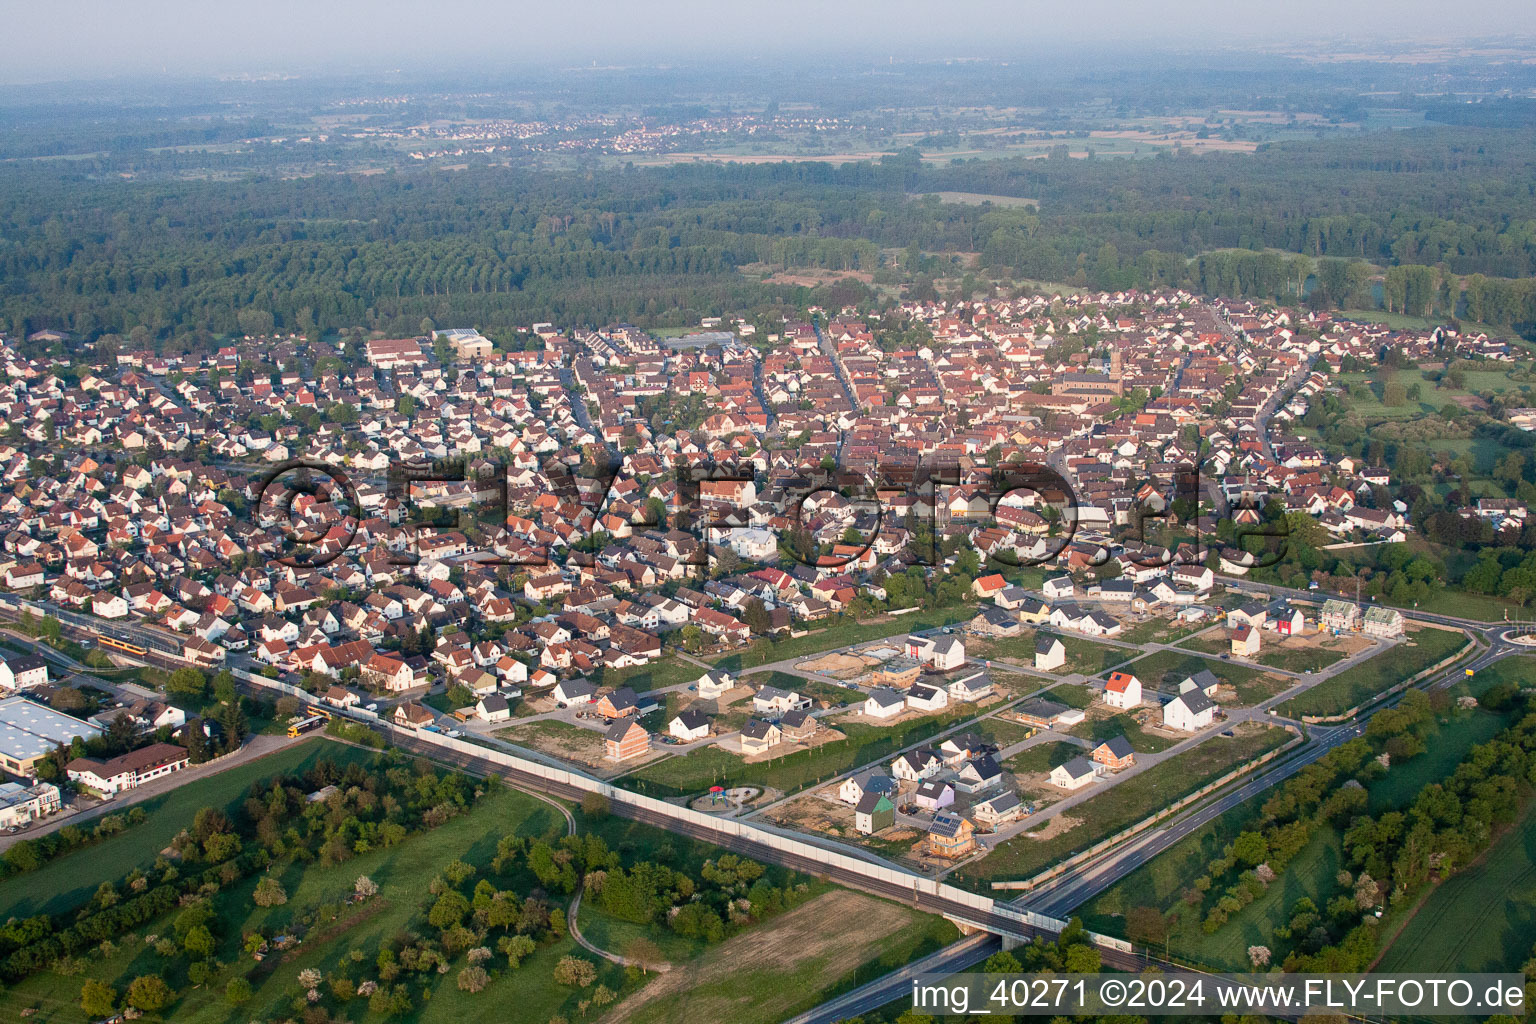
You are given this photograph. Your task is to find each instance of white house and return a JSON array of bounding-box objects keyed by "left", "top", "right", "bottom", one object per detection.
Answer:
[
  {"left": 892, "top": 748, "right": 943, "bottom": 781},
  {"left": 553, "top": 679, "right": 596, "bottom": 705},
  {"left": 905, "top": 682, "right": 949, "bottom": 713},
  {"left": 0, "top": 655, "right": 47, "bottom": 692},
  {"left": 970, "top": 789, "right": 1023, "bottom": 826},
  {"left": 668, "top": 709, "right": 711, "bottom": 741},
  {"left": 1042, "top": 576, "right": 1075, "bottom": 599},
  {"left": 906, "top": 634, "right": 966, "bottom": 671},
  {"left": 1163, "top": 690, "right": 1217, "bottom": 732},
  {"left": 1035, "top": 634, "right": 1066, "bottom": 671},
  {"left": 728, "top": 528, "right": 778, "bottom": 560},
  {"left": 1171, "top": 565, "right": 1213, "bottom": 592},
  {"left": 863, "top": 687, "right": 906, "bottom": 719},
  {"left": 1103, "top": 671, "right": 1142, "bottom": 710},
  {"left": 476, "top": 694, "right": 511, "bottom": 723},
  {"left": 839, "top": 769, "right": 896, "bottom": 805},
  {"left": 947, "top": 672, "right": 994, "bottom": 702},
  {"left": 696, "top": 670, "right": 736, "bottom": 700},
  {"left": 1049, "top": 755, "right": 1098, "bottom": 790}
]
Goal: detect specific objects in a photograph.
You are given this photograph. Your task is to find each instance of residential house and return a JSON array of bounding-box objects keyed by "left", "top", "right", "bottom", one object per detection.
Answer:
[
  {"left": 1050, "top": 755, "right": 1098, "bottom": 790},
  {"left": 476, "top": 694, "right": 512, "bottom": 723},
  {"left": 1103, "top": 671, "right": 1142, "bottom": 709},
  {"left": 669, "top": 709, "right": 711, "bottom": 741},
  {"left": 1362, "top": 606, "right": 1406, "bottom": 639},
  {"left": 969, "top": 790, "right": 1023, "bottom": 827},
  {"left": 1163, "top": 690, "right": 1217, "bottom": 731},
  {"left": 854, "top": 791, "right": 895, "bottom": 835},
  {"left": 926, "top": 812, "right": 976, "bottom": 858},
  {"left": 914, "top": 778, "right": 955, "bottom": 811},
  {"left": 1091, "top": 735, "right": 1136, "bottom": 771},
  {"left": 740, "top": 718, "right": 782, "bottom": 754},
  {"left": 1230, "top": 622, "right": 1261, "bottom": 657},
  {"left": 839, "top": 769, "right": 896, "bottom": 805},
  {"left": 604, "top": 720, "right": 650, "bottom": 761},
  {"left": 1034, "top": 634, "right": 1066, "bottom": 672},
  {"left": 863, "top": 687, "right": 906, "bottom": 719}
]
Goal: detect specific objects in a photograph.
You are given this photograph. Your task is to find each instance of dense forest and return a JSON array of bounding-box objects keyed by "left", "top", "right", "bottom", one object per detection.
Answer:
[{"left": 3, "top": 124, "right": 1535, "bottom": 345}]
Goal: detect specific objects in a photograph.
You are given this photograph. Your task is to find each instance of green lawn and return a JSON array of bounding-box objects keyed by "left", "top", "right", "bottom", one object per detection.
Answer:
[
  {"left": 956, "top": 726, "right": 1291, "bottom": 890},
  {"left": 1377, "top": 804, "right": 1536, "bottom": 973},
  {"left": 1044, "top": 682, "right": 1096, "bottom": 709},
  {"left": 1060, "top": 636, "right": 1136, "bottom": 676},
  {"left": 1067, "top": 714, "right": 1177, "bottom": 754},
  {"left": 0, "top": 739, "right": 376, "bottom": 919},
  {"left": 1005, "top": 741, "right": 1084, "bottom": 775},
  {"left": 621, "top": 706, "right": 982, "bottom": 798},
  {"left": 587, "top": 655, "right": 701, "bottom": 693},
  {"left": 1276, "top": 628, "right": 1471, "bottom": 718}
]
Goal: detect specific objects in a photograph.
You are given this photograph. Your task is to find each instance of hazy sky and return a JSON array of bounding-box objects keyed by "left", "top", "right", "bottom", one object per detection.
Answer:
[{"left": 7, "top": 0, "right": 1536, "bottom": 84}]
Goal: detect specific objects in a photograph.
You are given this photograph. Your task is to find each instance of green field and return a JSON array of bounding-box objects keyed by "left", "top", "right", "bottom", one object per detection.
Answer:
[
  {"left": 1377, "top": 806, "right": 1536, "bottom": 973},
  {"left": 621, "top": 706, "right": 981, "bottom": 797},
  {"left": 956, "top": 725, "right": 1290, "bottom": 890},
  {"left": 0, "top": 739, "right": 377, "bottom": 918},
  {"left": 1276, "top": 628, "right": 1470, "bottom": 718},
  {"left": 1177, "top": 630, "right": 1348, "bottom": 674}
]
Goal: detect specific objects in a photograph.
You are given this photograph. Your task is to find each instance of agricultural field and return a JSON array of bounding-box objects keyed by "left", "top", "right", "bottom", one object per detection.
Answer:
[
  {"left": 1276, "top": 626, "right": 1470, "bottom": 718},
  {"left": 956, "top": 724, "right": 1291, "bottom": 890},
  {"left": 1376, "top": 806, "right": 1536, "bottom": 973}
]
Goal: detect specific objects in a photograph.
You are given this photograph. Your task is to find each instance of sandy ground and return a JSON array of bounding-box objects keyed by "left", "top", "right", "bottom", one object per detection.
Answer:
[{"left": 601, "top": 890, "right": 919, "bottom": 1024}]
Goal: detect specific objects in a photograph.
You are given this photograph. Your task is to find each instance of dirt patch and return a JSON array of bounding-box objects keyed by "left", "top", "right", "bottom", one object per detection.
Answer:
[
  {"left": 1018, "top": 813, "right": 1081, "bottom": 842},
  {"left": 602, "top": 890, "right": 916, "bottom": 1024},
  {"left": 797, "top": 652, "right": 871, "bottom": 678}
]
